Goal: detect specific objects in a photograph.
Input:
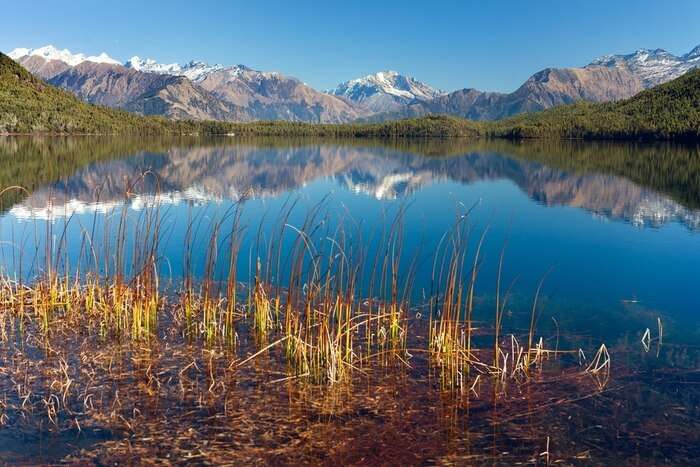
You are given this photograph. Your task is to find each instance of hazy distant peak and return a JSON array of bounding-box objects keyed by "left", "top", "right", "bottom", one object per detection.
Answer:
[
  {"left": 8, "top": 44, "right": 120, "bottom": 66},
  {"left": 125, "top": 56, "right": 177, "bottom": 72},
  {"left": 684, "top": 45, "right": 700, "bottom": 59},
  {"left": 588, "top": 45, "right": 700, "bottom": 86},
  {"left": 124, "top": 56, "right": 225, "bottom": 81}
]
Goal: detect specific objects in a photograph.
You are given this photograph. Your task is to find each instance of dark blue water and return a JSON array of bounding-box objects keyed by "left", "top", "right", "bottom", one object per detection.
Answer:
[{"left": 1, "top": 138, "right": 698, "bottom": 342}]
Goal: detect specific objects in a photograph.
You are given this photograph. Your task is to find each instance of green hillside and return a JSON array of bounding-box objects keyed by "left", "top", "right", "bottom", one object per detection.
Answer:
[
  {"left": 0, "top": 52, "right": 480, "bottom": 137},
  {"left": 1, "top": 50, "right": 699, "bottom": 140},
  {"left": 488, "top": 68, "right": 700, "bottom": 140},
  {"left": 0, "top": 53, "right": 191, "bottom": 134}
]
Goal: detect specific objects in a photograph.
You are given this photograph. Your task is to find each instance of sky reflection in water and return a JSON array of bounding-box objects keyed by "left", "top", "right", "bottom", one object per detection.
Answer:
[{"left": 1, "top": 138, "right": 698, "bottom": 342}]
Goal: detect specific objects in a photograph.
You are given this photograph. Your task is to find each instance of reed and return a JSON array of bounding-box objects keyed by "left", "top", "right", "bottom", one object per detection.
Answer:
[
  {"left": 428, "top": 208, "right": 475, "bottom": 390},
  {"left": 0, "top": 177, "right": 625, "bottom": 395}
]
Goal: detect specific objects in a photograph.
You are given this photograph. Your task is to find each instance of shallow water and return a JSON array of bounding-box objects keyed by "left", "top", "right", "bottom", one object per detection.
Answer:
[
  {"left": 2, "top": 138, "right": 699, "bottom": 338},
  {"left": 0, "top": 136, "right": 698, "bottom": 463}
]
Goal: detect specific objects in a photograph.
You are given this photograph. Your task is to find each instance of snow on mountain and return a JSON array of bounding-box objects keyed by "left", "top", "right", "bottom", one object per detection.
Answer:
[
  {"left": 125, "top": 56, "right": 181, "bottom": 74},
  {"left": 178, "top": 61, "right": 225, "bottom": 81},
  {"left": 7, "top": 48, "right": 30, "bottom": 59},
  {"left": 333, "top": 70, "right": 442, "bottom": 100},
  {"left": 125, "top": 56, "right": 224, "bottom": 81},
  {"left": 588, "top": 45, "right": 700, "bottom": 86},
  {"left": 7, "top": 45, "right": 224, "bottom": 81},
  {"left": 7, "top": 45, "right": 120, "bottom": 66},
  {"left": 331, "top": 71, "right": 443, "bottom": 113}
]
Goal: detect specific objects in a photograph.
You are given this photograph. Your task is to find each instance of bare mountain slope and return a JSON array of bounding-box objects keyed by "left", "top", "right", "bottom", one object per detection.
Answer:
[{"left": 197, "top": 66, "right": 364, "bottom": 123}]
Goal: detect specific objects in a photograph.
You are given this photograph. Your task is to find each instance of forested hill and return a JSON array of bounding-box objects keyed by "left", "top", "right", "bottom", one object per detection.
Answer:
[
  {"left": 0, "top": 51, "right": 482, "bottom": 137},
  {"left": 487, "top": 68, "right": 700, "bottom": 140},
  {"left": 0, "top": 52, "right": 184, "bottom": 134},
  {"left": 1, "top": 50, "right": 699, "bottom": 141}
]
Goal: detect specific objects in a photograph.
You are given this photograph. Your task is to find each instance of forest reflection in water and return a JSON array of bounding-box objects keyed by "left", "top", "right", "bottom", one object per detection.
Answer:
[{"left": 0, "top": 136, "right": 698, "bottom": 464}]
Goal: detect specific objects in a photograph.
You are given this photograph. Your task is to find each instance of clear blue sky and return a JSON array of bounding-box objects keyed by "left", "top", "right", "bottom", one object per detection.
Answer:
[{"left": 2, "top": 0, "right": 699, "bottom": 92}]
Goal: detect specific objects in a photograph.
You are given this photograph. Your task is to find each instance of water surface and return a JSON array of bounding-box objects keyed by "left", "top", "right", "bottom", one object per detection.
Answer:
[
  {"left": 1, "top": 137, "right": 698, "bottom": 339},
  {"left": 0, "top": 137, "right": 698, "bottom": 463}
]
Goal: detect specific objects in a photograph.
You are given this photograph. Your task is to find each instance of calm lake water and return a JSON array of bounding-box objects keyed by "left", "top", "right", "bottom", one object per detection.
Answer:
[
  {"left": 0, "top": 137, "right": 698, "bottom": 463},
  {"left": 1, "top": 137, "right": 698, "bottom": 341}
]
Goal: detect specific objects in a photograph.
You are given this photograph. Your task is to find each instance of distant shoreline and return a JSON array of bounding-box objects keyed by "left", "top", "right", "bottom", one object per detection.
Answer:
[{"left": 1, "top": 125, "right": 698, "bottom": 142}]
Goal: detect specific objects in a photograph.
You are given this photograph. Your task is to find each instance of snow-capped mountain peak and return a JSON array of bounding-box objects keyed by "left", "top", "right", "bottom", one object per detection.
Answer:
[
  {"left": 125, "top": 56, "right": 179, "bottom": 74},
  {"left": 180, "top": 61, "right": 225, "bottom": 81},
  {"left": 7, "top": 45, "right": 226, "bottom": 81},
  {"left": 331, "top": 71, "right": 443, "bottom": 112},
  {"left": 8, "top": 45, "right": 120, "bottom": 66},
  {"left": 588, "top": 45, "right": 700, "bottom": 86},
  {"left": 7, "top": 48, "right": 30, "bottom": 60},
  {"left": 124, "top": 56, "right": 224, "bottom": 81}
]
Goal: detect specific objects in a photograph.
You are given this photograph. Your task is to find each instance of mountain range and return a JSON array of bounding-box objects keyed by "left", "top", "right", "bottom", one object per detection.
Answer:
[{"left": 7, "top": 44, "right": 700, "bottom": 123}]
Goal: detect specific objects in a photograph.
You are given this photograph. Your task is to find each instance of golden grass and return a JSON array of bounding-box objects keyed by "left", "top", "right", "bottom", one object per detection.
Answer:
[{"left": 0, "top": 181, "right": 622, "bottom": 395}]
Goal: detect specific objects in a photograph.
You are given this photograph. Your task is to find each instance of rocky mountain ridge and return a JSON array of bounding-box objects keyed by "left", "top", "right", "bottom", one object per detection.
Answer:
[
  {"left": 7, "top": 44, "right": 700, "bottom": 123},
  {"left": 10, "top": 45, "right": 360, "bottom": 123}
]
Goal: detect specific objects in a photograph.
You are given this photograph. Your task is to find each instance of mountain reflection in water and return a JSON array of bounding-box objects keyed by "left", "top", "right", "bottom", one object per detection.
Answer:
[
  {"left": 0, "top": 137, "right": 698, "bottom": 463},
  {"left": 0, "top": 137, "right": 699, "bottom": 338},
  {"left": 6, "top": 140, "right": 700, "bottom": 231}
]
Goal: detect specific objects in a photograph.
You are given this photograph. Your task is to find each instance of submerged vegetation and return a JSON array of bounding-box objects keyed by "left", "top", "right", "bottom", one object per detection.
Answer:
[
  {"left": 0, "top": 189, "right": 624, "bottom": 386},
  {"left": 0, "top": 177, "right": 692, "bottom": 463},
  {"left": 2, "top": 51, "right": 700, "bottom": 141},
  {"left": 1, "top": 49, "right": 699, "bottom": 460}
]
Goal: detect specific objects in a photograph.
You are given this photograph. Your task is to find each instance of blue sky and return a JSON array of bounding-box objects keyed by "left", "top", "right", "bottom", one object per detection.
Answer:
[{"left": 2, "top": 0, "right": 699, "bottom": 92}]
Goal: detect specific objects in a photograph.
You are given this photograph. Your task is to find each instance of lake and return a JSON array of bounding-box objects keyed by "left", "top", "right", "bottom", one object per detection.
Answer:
[{"left": 0, "top": 136, "right": 698, "bottom": 463}]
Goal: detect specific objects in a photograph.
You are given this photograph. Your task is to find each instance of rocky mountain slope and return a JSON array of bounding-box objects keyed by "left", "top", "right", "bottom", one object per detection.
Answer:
[
  {"left": 11, "top": 54, "right": 72, "bottom": 80},
  {"left": 48, "top": 62, "right": 183, "bottom": 108},
  {"left": 9, "top": 46, "right": 362, "bottom": 122},
  {"left": 123, "top": 76, "right": 246, "bottom": 121},
  {"left": 590, "top": 46, "right": 700, "bottom": 86},
  {"left": 367, "top": 45, "right": 699, "bottom": 121},
  {"left": 196, "top": 66, "right": 363, "bottom": 122},
  {"left": 6, "top": 43, "right": 700, "bottom": 123},
  {"left": 368, "top": 64, "right": 646, "bottom": 121}
]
